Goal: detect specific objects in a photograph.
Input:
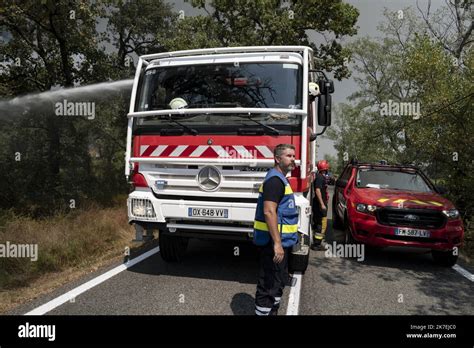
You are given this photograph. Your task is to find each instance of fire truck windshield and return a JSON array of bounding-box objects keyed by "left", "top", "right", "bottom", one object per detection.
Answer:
[{"left": 137, "top": 62, "right": 303, "bottom": 112}]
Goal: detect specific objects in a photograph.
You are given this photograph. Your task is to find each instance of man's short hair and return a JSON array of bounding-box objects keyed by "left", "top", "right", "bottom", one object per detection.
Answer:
[{"left": 274, "top": 144, "right": 295, "bottom": 158}]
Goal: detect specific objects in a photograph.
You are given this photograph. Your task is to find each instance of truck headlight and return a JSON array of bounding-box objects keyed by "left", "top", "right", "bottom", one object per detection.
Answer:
[
  {"left": 442, "top": 209, "right": 460, "bottom": 219},
  {"left": 356, "top": 203, "right": 377, "bottom": 214},
  {"left": 131, "top": 199, "right": 156, "bottom": 218}
]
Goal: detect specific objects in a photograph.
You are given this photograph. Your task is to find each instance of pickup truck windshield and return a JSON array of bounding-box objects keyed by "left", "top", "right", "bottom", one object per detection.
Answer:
[
  {"left": 356, "top": 169, "right": 433, "bottom": 192},
  {"left": 137, "top": 62, "right": 302, "bottom": 112}
]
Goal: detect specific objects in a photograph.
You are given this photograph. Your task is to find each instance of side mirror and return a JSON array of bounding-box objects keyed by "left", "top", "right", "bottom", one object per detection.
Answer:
[
  {"left": 317, "top": 78, "right": 333, "bottom": 127},
  {"left": 317, "top": 93, "right": 332, "bottom": 126},
  {"left": 318, "top": 79, "right": 334, "bottom": 94},
  {"left": 436, "top": 185, "right": 448, "bottom": 195},
  {"left": 309, "top": 133, "right": 317, "bottom": 142}
]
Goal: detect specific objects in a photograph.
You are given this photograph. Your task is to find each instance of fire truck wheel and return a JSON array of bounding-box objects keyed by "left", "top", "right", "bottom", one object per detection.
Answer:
[
  {"left": 431, "top": 249, "right": 458, "bottom": 267},
  {"left": 159, "top": 232, "right": 188, "bottom": 262},
  {"left": 289, "top": 249, "right": 309, "bottom": 274}
]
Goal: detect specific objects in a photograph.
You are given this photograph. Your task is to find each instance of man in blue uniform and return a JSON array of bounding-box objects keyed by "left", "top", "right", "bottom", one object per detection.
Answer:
[{"left": 253, "top": 144, "right": 299, "bottom": 316}]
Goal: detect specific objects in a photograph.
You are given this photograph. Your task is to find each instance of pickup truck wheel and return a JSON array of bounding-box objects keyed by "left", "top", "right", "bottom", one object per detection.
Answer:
[
  {"left": 343, "top": 218, "right": 355, "bottom": 245},
  {"left": 159, "top": 232, "right": 188, "bottom": 262},
  {"left": 432, "top": 250, "right": 458, "bottom": 267},
  {"left": 332, "top": 196, "right": 343, "bottom": 230}
]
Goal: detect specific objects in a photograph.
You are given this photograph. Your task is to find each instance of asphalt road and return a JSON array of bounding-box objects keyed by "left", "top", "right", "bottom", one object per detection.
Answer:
[{"left": 9, "top": 187, "right": 474, "bottom": 315}]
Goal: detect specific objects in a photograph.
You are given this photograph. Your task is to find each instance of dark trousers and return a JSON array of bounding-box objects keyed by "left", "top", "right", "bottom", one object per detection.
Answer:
[
  {"left": 312, "top": 200, "right": 328, "bottom": 226},
  {"left": 255, "top": 243, "right": 290, "bottom": 316},
  {"left": 312, "top": 201, "right": 328, "bottom": 242}
]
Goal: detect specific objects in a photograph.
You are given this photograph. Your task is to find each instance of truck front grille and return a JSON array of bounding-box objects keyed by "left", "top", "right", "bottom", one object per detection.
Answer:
[
  {"left": 376, "top": 208, "right": 446, "bottom": 229},
  {"left": 143, "top": 165, "right": 267, "bottom": 198}
]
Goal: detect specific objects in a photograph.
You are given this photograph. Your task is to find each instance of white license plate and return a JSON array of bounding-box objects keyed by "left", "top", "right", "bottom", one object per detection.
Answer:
[
  {"left": 395, "top": 228, "right": 431, "bottom": 238},
  {"left": 188, "top": 207, "right": 228, "bottom": 218}
]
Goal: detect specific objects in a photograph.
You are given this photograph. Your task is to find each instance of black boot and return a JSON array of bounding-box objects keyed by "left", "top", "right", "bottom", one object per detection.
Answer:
[
  {"left": 269, "top": 308, "right": 279, "bottom": 316},
  {"left": 311, "top": 239, "right": 321, "bottom": 250}
]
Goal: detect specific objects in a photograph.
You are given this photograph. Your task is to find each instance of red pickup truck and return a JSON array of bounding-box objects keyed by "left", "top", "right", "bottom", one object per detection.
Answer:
[{"left": 332, "top": 162, "right": 464, "bottom": 266}]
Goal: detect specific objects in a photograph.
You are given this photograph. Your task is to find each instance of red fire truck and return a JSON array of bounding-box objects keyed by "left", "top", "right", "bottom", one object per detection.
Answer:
[{"left": 125, "top": 46, "right": 334, "bottom": 273}]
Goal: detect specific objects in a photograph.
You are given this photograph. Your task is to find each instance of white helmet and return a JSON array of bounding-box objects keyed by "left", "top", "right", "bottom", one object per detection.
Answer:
[
  {"left": 308, "top": 82, "right": 320, "bottom": 97},
  {"left": 169, "top": 97, "right": 188, "bottom": 110}
]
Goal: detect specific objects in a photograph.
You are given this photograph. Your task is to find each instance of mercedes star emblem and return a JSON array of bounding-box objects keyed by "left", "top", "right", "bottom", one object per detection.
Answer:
[{"left": 197, "top": 166, "right": 221, "bottom": 191}]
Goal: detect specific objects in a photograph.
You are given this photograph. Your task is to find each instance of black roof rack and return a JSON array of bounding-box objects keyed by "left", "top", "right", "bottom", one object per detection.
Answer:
[{"left": 353, "top": 162, "right": 419, "bottom": 170}]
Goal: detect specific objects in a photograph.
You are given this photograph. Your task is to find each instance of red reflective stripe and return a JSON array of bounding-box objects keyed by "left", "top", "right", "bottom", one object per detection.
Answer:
[
  {"left": 134, "top": 141, "right": 299, "bottom": 158},
  {"left": 141, "top": 145, "right": 157, "bottom": 157},
  {"left": 200, "top": 146, "right": 220, "bottom": 158},
  {"left": 159, "top": 145, "right": 176, "bottom": 157},
  {"left": 179, "top": 145, "right": 197, "bottom": 157}
]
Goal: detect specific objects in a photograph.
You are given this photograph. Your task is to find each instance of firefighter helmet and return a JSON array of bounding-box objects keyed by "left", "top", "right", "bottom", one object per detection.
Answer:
[
  {"left": 169, "top": 97, "right": 188, "bottom": 110},
  {"left": 317, "top": 160, "right": 330, "bottom": 171}
]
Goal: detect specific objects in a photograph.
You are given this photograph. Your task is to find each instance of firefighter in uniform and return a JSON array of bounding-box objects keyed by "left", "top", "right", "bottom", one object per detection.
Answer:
[
  {"left": 311, "top": 160, "right": 330, "bottom": 249},
  {"left": 253, "top": 144, "right": 298, "bottom": 316}
]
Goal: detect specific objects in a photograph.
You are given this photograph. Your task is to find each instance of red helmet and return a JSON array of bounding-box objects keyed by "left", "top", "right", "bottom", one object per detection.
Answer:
[{"left": 317, "top": 160, "right": 330, "bottom": 171}]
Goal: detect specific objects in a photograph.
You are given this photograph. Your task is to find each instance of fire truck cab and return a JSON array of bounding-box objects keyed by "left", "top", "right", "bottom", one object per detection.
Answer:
[{"left": 125, "top": 46, "right": 333, "bottom": 273}]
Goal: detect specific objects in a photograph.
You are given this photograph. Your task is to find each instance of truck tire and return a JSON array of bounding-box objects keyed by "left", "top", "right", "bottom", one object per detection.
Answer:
[
  {"left": 289, "top": 245, "right": 309, "bottom": 274},
  {"left": 343, "top": 215, "right": 356, "bottom": 245},
  {"left": 332, "top": 196, "right": 343, "bottom": 230},
  {"left": 432, "top": 250, "right": 458, "bottom": 267},
  {"left": 159, "top": 232, "right": 188, "bottom": 262}
]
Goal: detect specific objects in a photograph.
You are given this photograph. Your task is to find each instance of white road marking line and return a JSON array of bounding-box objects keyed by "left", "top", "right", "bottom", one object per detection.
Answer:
[
  {"left": 452, "top": 264, "right": 474, "bottom": 282},
  {"left": 286, "top": 272, "right": 302, "bottom": 315},
  {"left": 25, "top": 246, "right": 160, "bottom": 315}
]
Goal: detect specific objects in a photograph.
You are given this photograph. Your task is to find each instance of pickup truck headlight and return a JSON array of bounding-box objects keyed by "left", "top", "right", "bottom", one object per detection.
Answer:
[
  {"left": 442, "top": 209, "right": 460, "bottom": 219},
  {"left": 356, "top": 203, "right": 377, "bottom": 214}
]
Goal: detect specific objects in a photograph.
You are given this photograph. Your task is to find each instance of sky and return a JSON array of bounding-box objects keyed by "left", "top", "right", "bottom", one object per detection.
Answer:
[{"left": 167, "top": 0, "right": 445, "bottom": 160}]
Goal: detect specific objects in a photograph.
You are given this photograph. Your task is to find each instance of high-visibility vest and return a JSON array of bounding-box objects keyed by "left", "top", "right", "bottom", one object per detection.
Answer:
[{"left": 253, "top": 168, "right": 299, "bottom": 248}]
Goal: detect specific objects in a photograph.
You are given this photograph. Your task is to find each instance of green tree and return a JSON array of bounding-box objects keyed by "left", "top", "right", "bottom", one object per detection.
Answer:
[
  {"left": 162, "top": 0, "right": 359, "bottom": 80},
  {"left": 0, "top": 0, "right": 105, "bottom": 215},
  {"left": 323, "top": 153, "right": 340, "bottom": 175},
  {"left": 0, "top": 0, "right": 175, "bottom": 215},
  {"left": 327, "top": 3, "right": 473, "bottom": 226},
  {"left": 403, "top": 34, "right": 473, "bottom": 219}
]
